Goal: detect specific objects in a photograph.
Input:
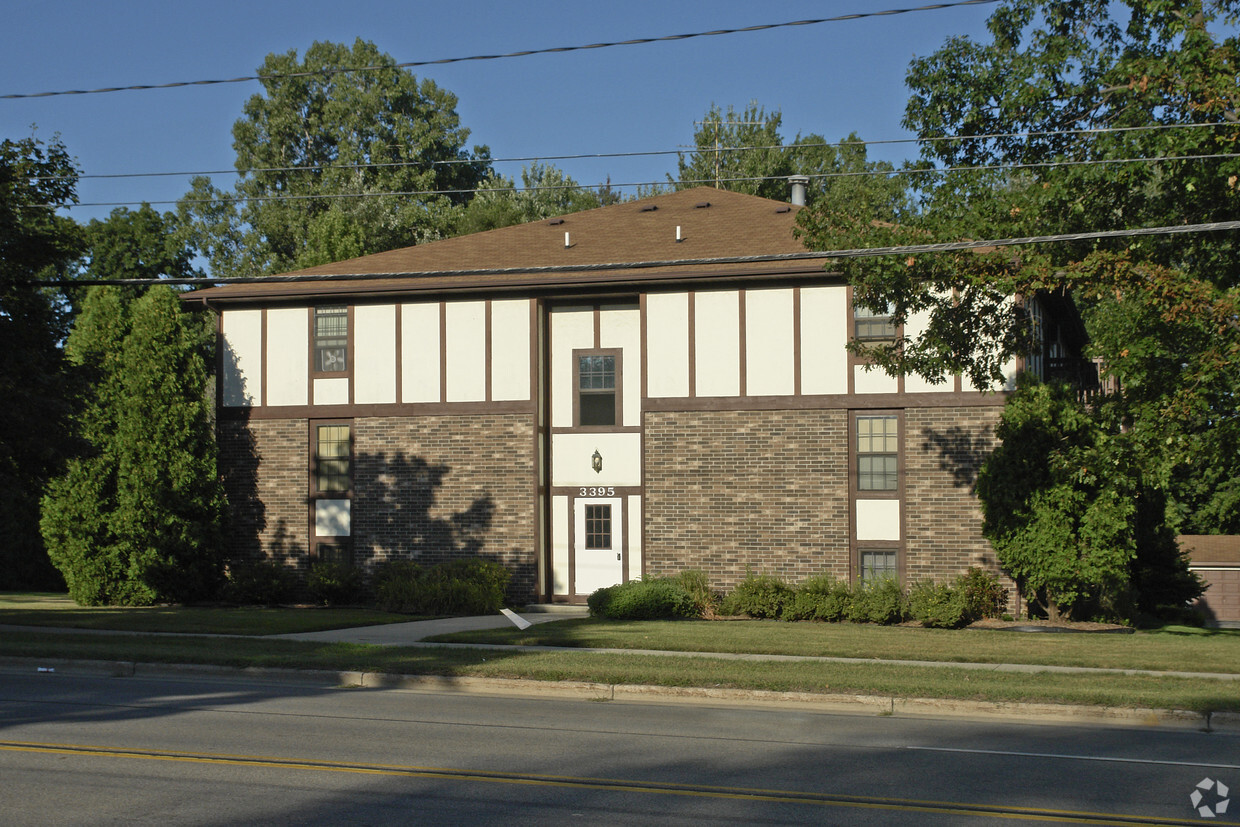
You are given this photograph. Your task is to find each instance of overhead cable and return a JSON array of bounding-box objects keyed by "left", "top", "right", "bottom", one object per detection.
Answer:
[
  {"left": 39, "top": 150, "right": 1240, "bottom": 209},
  {"left": 1, "top": 0, "right": 999, "bottom": 100},
  {"left": 32, "top": 121, "right": 1240, "bottom": 184}
]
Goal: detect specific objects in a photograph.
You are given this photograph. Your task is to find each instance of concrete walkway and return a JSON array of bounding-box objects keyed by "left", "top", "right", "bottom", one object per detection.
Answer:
[{"left": 273, "top": 606, "right": 589, "bottom": 645}]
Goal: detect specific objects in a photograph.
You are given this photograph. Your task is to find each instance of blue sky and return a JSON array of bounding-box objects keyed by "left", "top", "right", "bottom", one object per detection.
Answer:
[{"left": 2, "top": 1, "right": 996, "bottom": 225}]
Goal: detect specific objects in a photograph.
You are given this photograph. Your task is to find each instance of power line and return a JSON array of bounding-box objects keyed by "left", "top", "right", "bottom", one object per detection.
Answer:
[
  {"left": 50, "top": 217, "right": 1240, "bottom": 287},
  {"left": 1, "top": 1, "right": 999, "bottom": 100},
  {"left": 30, "top": 121, "right": 1236, "bottom": 183},
  {"left": 39, "top": 150, "right": 1240, "bottom": 210}
]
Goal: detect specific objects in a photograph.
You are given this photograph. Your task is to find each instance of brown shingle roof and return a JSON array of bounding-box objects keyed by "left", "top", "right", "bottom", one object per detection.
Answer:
[{"left": 189, "top": 187, "right": 819, "bottom": 303}]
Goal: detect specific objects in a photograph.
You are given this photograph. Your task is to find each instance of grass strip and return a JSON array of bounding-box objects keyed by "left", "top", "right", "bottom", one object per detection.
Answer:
[
  {"left": 0, "top": 593, "right": 416, "bottom": 636},
  {"left": 0, "top": 630, "right": 1236, "bottom": 714},
  {"left": 429, "top": 618, "right": 1240, "bottom": 674}
]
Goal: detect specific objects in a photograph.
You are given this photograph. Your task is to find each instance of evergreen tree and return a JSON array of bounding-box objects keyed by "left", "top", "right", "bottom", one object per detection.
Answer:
[{"left": 42, "top": 286, "right": 225, "bottom": 605}]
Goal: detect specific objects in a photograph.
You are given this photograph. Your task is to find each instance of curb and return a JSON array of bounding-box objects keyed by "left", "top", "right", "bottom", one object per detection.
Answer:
[{"left": 3, "top": 656, "right": 1235, "bottom": 733}]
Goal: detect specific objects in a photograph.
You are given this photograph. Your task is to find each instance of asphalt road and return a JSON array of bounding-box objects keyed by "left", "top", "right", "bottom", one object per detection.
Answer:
[{"left": 0, "top": 670, "right": 1236, "bottom": 825}]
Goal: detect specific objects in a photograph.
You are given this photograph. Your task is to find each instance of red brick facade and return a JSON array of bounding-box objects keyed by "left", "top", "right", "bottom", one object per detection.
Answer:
[{"left": 643, "top": 409, "right": 851, "bottom": 589}]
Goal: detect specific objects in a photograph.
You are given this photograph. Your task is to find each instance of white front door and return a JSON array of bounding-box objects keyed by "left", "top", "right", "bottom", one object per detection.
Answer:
[{"left": 573, "top": 497, "right": 623, "bottom": 595}]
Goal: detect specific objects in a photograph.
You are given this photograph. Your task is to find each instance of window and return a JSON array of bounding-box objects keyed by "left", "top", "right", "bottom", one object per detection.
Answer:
[
  {"left": 315, "top": 305, "right": 348, "bottom": 372},
  {"left": 854, "top": 302, "right": 896, "bottom": 342},
  {"left": 860, "top": 550, "right": 897, "bottom": 584},
  {"left": 578, "top": 352, "right": 617, "bottom": 426},
  {"left": 584, "top": 504, "right": 612, "bottom": 549},
  {"left": 315, "top": 424, "right": 351, "bottom": 492},
  {"left": 315, "top": 542, "right": 352, "bottom": 565},
  {"left": 857, "top": 415, "right": 898, "bottom": 491}
]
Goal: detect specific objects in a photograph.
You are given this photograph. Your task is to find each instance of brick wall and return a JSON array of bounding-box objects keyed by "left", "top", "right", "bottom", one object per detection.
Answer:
[
  {"left": 218, "top": 417, "right": 309, "bottom": 570},
  {"left": 218, "top": 413, "right": 539, "bottom": 598},
  {"left": 643, "top": 409, "right": 850, "bottom": 590},
  {"left": 353, "top": 414, "right": 538, "bottom": 599},
  {"left": 903, "top": 405, "right": 1015, "bottom": 602}
]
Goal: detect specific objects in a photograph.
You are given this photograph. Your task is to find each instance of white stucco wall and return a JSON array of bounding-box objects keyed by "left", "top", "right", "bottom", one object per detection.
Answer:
[
  {"left": 745, "top": 288, "right": 795, "bottom": 396},
  {"left": 645, "top": 293, "right": 689, "bottom": 398},
  {"left": 694, "top": 290, "right": 740, "bottom": 397},
  {"left": 221, "top": 309, "right": 262, "bottom": 407}
]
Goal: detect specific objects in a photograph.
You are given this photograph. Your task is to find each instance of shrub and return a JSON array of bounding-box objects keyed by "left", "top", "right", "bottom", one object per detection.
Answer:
[
  {"left": 908, "top": 580, "right": 968, "bottom": 628},
  {"left": 588, "top": 577, "right": 697, "bottom": 620},
  {"left": 223, "top": 559, "right": 302, "bottom": 606},
  {"left": 373, "top": 558, "right": 510, "bottom": 615},
  {"left": 673, "top": 570, "right": 720, "bottom": 617},
  {"left": 955, "top": 567, "right": 1006, "bottom": 620},
  {"left": 782, "top": 573, "right": 851, "bottom": 622},
  {"left": 306, "top": 561, "right": 364, "bottom": 606},
  {"left": 719, "top": 572, "right": 793, "bottom": 619},
  {"left": 847, "top": 576, "right": 907, "bottom": 624}
]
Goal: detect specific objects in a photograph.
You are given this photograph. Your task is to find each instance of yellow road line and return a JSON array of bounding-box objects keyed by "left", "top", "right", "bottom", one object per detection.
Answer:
[{"left": 0, "top": 740, "right": 1201, "bottom": 825}]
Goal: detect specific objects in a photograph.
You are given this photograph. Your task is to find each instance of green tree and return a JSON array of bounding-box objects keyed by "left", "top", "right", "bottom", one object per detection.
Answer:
[
  {"left": 0, "top": 134, "right": 82, "bottom": 589},
  {"left": 42, "top": 285, "right": 225, "bottom": 605},
  {"left": 675, "top": 103, "right": 909, "bottom": 218},
  {"left": 456, "top": 162, "right": 620, "bottom": 234},
  {"left": 796, "top": 1, "right": 1238, "bottom": 614},
  {"left": 83, "top": 204, "right": 199, "bottom": 285},
  {"left": 976, "top": 381, "right": 1139, "bottom": 620},
  {"left": 178, "top": 38, "right": 491, "bottom": 277}
]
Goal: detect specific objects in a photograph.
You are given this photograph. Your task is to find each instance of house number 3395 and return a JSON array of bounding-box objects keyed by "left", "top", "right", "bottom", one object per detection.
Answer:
[{"left": 579, "top": 487, "right": 615, "bottom": 497}]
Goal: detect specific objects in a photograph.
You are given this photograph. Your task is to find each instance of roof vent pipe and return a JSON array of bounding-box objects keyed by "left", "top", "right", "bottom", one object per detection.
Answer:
[{"left": 789, "top": 175, "right": 809, "bottom": 207}]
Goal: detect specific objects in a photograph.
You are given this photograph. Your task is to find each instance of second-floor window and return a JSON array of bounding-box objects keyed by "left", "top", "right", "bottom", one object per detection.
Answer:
[
  {"left": 578, "top": 352, "right": 618, "bottom": 426},
  {"left": 854, "top": 302, "right": 897, "bottom": 342},
  {"left": 315, "top": 306, "right": 348, "bottom": 372}
]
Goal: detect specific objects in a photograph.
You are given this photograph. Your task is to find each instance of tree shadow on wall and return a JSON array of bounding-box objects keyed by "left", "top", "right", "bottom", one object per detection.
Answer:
[
  {"left": 355, "top": 450, "right": 536, "bottom": 598},
  {"left": 918, "top": 424, "right": 995, "bottom": 493}
]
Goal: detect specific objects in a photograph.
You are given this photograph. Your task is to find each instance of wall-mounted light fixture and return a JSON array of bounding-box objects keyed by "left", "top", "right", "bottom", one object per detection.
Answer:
[{"left": 592, "top": 449, "right": 603, "bottom": 474}]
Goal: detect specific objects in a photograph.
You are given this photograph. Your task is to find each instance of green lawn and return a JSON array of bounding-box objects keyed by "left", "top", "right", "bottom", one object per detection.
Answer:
[
  {"left": 427, "top": 617, "right": 1240, "bottom": 675},
  {"left": 3, "top": 593, "right": 1237, "bottom": 714},
  {"left": 0, "top": 592, "right": 417, "bottom": 635},
  {"left": 0, "top": 629, "right": 1235, "bottom": 714}
]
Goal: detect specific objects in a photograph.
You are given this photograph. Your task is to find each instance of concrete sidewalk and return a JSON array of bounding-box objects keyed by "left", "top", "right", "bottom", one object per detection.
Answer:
[{"left": 273, "top": 606, "right": 589, "bottom": 645}]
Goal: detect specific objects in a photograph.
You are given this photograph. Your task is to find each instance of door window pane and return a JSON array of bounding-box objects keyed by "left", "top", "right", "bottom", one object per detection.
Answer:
[{"left": 584, "top": 504, "right": 612, "bottom": 549}]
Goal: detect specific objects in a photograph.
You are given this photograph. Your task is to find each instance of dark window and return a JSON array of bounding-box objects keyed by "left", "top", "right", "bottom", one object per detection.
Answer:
[
  {"left": 315, "top": 542, "right": 352, "bottom": 565},
  {"left": 854, "top": 302, "right": 896, "bottom": 342},
  {"left": 315, "top": 424, "right": 351, "bottom": 493},
  {"left": 860, "top": 550, "right": 897, "bottom": 584},
  {"left": 585, "top": 504, "right": 612, "bottom": 549},
  {"left": 857, "top": 415, "right": 898, "bottom": 491},
  {"left": 315, "top": 306, "right": 348, "bottom": 372},
  {"left": 578, "top": 354, "right": 617, "bottom": 426}
]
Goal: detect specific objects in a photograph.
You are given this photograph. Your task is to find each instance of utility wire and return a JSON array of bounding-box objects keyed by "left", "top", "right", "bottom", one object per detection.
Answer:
[
  {"left": 40, "top": 150, "right": 1240, "bottom": 209},
  {"left": 49, "top": 219, "right": 1240, "bottom": 287},
  {"left": 33, "top": 121, "right": 1240, "bottom": 183},
  {"left": 1, "top": 0, "right": 999, "bottom": 100}
]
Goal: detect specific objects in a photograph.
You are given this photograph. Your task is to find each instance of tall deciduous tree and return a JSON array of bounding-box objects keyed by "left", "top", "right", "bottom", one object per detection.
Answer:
[
  {"left": 0, "top": 134, "right": 82, "bottom": 589},
  {"left": 42, "top": 280, "right": 225, "bottom": 605},
  {"left": 675, "top": 103, "right": 909, "bottom": 219},
  {"left": 797, "top": 0, "right": 1232, "bottom": 616},
  {"left": 178, "top": 39, "right": 491, "bottom": 278}
]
